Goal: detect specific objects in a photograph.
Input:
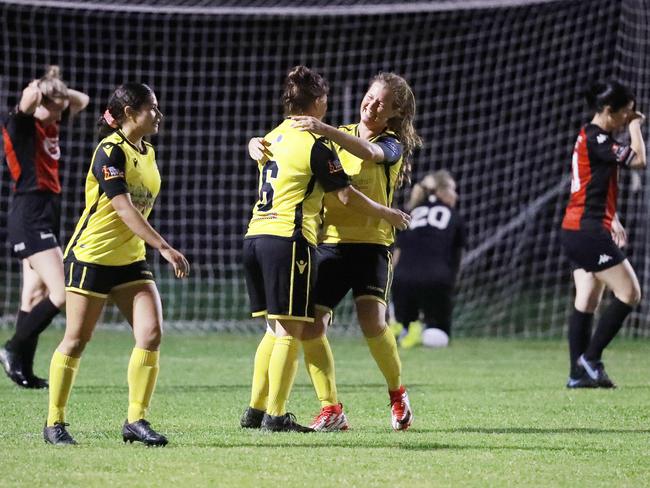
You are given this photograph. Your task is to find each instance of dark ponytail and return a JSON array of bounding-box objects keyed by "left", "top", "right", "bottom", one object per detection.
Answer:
[
  {"left": 97, "top": 83, "right": 154, "bottom": 139},
  {"left": 585, "top": 80, "right": 635, "bottom": 113},
  {"left": 282, "top": 66, "right": 329, "bottom": 116}
]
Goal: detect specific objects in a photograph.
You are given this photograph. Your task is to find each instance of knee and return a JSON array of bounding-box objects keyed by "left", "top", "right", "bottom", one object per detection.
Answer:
[
  {"left": 300, "top": 319, "right": 327, "bottom": 341},
  {"left": 22, "top": 287, "right": 46, "bottom": 310},
  {"left": 48, "top": 290, "right": 66, "bottom": 309},
  {"left": 574, "top": 296, "right": 600, "bottom": 314},
  {"left": 138, "top": 325, "right": 163, "bottom": 350},
  {"left": 619, "top": 285, "right": 641, "bottom": 307},
  {"left": 60, "top": 334, "right": 92, "bottom": 357}
]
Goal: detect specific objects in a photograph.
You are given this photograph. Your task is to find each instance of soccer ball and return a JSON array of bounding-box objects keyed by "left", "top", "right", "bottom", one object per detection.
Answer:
[{"left": 421, "top": 328, "right": 449, "bottom": 348}]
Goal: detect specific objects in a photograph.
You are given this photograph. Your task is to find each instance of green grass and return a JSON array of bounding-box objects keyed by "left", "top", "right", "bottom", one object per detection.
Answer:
[{"left": 1, "top": 330, "right": 650, "bottom": 487}]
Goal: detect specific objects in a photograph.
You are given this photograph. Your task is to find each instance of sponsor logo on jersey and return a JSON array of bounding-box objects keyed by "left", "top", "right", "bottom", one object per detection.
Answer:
[
  {"left": 598, "top": 254, "right": 612, "bottom": 265},
  {"left": 43, "top": 136, "right": 61, "bottom": 160},
  {"left": 102, "top": 165, "right": 125, "bottom": 181},
  {"left": 328, "top": 159, "right": 344, "bottom": 174},
  {"left": 40, "top": 232, "right": 55, "bottom": 240}
]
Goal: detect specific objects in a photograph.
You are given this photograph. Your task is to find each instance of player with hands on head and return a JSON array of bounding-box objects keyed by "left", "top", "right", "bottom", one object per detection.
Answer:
[
  {"left": 561, "top": 80, "right": 645, "bottom": 389},
  {"left": 0, "top": 66, "right": 89, "bottom": 389},
  {"left": 43, "top": 83, "right": 189, "bottom": 446}
]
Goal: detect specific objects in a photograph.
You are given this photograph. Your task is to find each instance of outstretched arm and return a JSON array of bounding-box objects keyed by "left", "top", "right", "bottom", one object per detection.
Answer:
[
  {"left": 628, "top": 112, "right": 646, "bottom": 169},
  {"left": 335, "top": 185, "right": 410, "bottom": 230}
]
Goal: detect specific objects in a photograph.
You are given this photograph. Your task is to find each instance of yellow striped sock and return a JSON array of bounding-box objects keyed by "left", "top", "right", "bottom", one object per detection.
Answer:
[
  {"left": 302, "top": 335, "right": 337, "bottom": 407},
  {"left": 127, "top": 347, "right": 160, "bottom": 423},
  {"left": 366, "top": 326, "right": 402, "bottom": 391},
  {"left": 47, "top": 350, "right": 80, "bottom": 426},
  {"left": 266, "top": 335, "right": 299, "bottom": 417},
  {"left": 249, "top": 332, "right": 275, "bottom": 410}
]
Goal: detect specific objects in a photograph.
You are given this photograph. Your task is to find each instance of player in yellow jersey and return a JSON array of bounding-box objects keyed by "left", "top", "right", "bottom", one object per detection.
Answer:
[
  {"left": 242, "top": 66, "right": 410, "bottom": 432},
  {"left": 256, "top": 72, "right": 422, "bottom": 431},
  {"left": 43, "top": 83, "right": 189, "bottom": 446}
]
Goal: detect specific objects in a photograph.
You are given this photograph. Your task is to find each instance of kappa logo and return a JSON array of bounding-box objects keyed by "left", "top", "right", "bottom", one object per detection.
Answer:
[
  {"left": 102, "top": 165, "right": 125, "bottom": 181},
  {"left": 598, "top": 254, "right": 612, "bottom": 265},
  {"left": 597, "top": 134, "right": 608, "bottom": 144},
  {"left": 296, "top": 260, "right": 307, "bottom": 274}
]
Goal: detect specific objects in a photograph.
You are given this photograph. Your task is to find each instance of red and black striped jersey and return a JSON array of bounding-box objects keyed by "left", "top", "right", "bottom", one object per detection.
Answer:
[
  {"left": 562, "top": 123, "right": 635, "bottom": 232},
  {"left": 2, "top": 110, "right": 63, "bottom": 194}
]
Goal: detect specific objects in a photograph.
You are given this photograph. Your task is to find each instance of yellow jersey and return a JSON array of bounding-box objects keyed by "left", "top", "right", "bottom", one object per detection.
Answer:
[
  {"left": 321, "top": 124, "right": 403, "bottom": 245},
  {"left": 245, "top": 119, "right": 350, "bottom": 246},
  {"left": 64, "top": 130, "right": 160, "bottom": 266}
]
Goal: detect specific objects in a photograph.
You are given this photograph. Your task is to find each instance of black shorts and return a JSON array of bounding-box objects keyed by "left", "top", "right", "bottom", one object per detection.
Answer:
[
  {"left": 560, "top": 228, "right": 625, "bottom": 273},
  {"left": 7, "top": 192, "right": 61, "bottom": 259},
  {"left": 314, "top": 243, "right": 392, "bottom": 310},
  {"left": 243, "top": 236, "right": 316, "bottom": 322},
  {"left": 64, "top": 252, "right": 155, "bottom": 298},
  {"left": 392, "top": 279, "right": 453, "bottom": 335}
]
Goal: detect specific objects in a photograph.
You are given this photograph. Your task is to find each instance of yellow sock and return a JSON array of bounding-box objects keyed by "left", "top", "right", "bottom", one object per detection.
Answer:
[
  {"left": 47, "top": 350, "right": 80, "bottom": 426},
  {"left": 127, "top": 347, "right": 160, "bottom": 423},
  {"left": 249, "top": 332, "right": 275, "bottom": 410},
  {"left": 302, "top": 335, "right": 337, "bottom": 407},
  {"left": 266, "top": 335, "right": 299, "bottom": 417},
  {"left": 366, "top": 326, "right": 402, "bottom": 391}
]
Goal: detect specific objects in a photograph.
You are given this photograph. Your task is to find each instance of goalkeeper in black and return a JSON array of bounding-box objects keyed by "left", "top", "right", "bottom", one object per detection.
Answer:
[{"left": 390, "top": 170, "right": 466, "bottom": 348}]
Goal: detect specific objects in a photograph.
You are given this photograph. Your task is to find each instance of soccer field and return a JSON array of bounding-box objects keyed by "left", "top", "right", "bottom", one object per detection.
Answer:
[{"left": 0, "top": 330, "right": 649, "bottom": 487}]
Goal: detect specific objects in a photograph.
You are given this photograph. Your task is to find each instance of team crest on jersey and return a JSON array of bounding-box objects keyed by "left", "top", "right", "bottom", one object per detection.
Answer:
[
  {"left": 328, "top": 159, "right": 343, "bottom": 174},
  {"left": 102, "top": 165, "right": 125, "bottom": 180},
  {"left": 43, "top": 136, "right": 61, "bottom": 160}
]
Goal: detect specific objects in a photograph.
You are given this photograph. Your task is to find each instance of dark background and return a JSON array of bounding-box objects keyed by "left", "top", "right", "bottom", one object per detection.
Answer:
[{"left": 0, "top": 0, "right": 648, "bottom": 335}]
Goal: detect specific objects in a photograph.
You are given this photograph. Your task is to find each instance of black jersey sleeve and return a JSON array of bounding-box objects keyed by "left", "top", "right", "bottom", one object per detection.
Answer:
[
  {"left": 374, "top": 135, "right": 403, "bottom": 165},
  {"left": 91, "top": 143, "right": 129, "bottom": 198},
  {"left": 310, "top": 138, "right": 350, "bottom": 193},
  {"left": 588, "top": 131, "right": 635, "bottom": 168}
]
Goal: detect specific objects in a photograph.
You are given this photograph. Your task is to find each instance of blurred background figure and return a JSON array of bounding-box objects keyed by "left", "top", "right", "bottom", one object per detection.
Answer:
[
  {"left": 390, "top": 170, "right": 467, "bottom": 348},
  {"left": 0, "top": 66, "right": 88, "bottom": 388}
]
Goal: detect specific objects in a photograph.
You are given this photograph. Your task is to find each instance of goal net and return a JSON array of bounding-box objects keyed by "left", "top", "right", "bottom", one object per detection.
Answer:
[{"left": 0, "top": 0, "right": 648, "bottom": 336}]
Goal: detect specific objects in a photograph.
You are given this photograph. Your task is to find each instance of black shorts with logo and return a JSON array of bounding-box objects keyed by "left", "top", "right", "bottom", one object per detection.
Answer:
[
  {"left": 314, "top": 243, "right": 392, "bottom": 310},
  {"left": 392, "top": 278, "right": 454, "bottom": 335},
  {"left": 560, "top": 228, "right": 625, "bottom": 273},
  {"left": 64, "top": 252, "right": 155, "bottom": 298},
  {"left": 7, "top": 191, "right": 61, "bottom": 259},
  {"left": 243, "top": 235, "right": 316, "bottom": 322}
]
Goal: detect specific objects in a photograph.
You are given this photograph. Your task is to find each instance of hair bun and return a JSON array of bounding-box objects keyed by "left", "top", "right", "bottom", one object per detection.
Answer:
[{"left": 44, "top": 65, "right": 61, "bottom": 79}]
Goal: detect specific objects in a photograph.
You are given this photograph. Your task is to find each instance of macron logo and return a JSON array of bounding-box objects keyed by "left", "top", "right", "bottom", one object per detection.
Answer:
[{"left": 598, "top": 254, "right": 612, "bottom": 265}]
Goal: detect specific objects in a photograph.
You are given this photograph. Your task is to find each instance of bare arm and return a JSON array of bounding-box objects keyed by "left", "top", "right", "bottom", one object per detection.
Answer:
[
  {"left": 18, "top": 80, "right": 43, "bottom": 115},
  {"left": 628, "top": 113, "right": 646, "bottom": 169},
  {"left": 67, "top": 88, "right": 90, "bottom": 117},
  {"left": 291, "top": 116, "right": 385, "bottom": 162},
  {"left": 335, "top": 185, "right": 410, "bottom": 230},
  {"left": 611, "top": 213, "right": 627, "bottom": 248},
  {"left": 110, "top": 194, "right": 190, "bottom": 278}
]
